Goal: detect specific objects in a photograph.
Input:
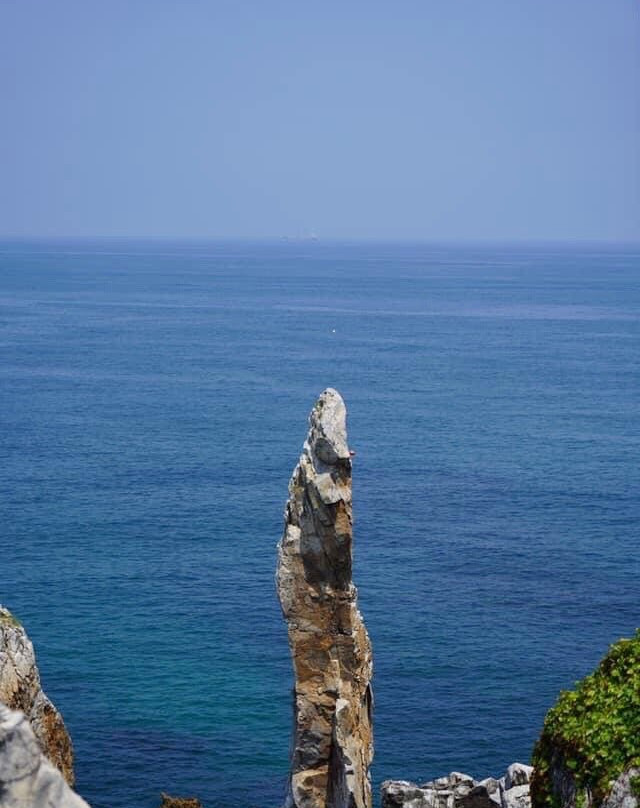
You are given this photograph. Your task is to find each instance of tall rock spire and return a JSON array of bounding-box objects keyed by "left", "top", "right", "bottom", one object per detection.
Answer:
[{"left": 276, "top": 388, "right": 373, "bottom": 808}]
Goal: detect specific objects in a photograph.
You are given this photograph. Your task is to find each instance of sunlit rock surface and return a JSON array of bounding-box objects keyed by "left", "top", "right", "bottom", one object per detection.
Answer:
[
  {"left": 0, "top": 605, "right": 75, "bottom": 785},
  {"left": 382, "top": 765, "right": 534, "bottom": 808},
  {"left": 277, "top": 388, "right": 373, "bottom": 808}
]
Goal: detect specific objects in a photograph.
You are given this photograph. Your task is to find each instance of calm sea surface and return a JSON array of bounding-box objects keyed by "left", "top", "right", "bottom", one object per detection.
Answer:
[{"left": 1, "top": 241, "right": 638, "bottom": 808}]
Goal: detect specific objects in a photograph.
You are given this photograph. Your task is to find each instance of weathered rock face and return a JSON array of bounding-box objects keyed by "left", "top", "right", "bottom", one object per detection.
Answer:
[
  {"left": 0, "top": 605, "right": 75, "bottom": 785},
  {"left": 0, "top": 704, "right": 90, "bottom": 808},
  {"left": 381, "top": 764, "right": 534, "bottom": 808},
  {"left": 602, "top": 768, "right": 639, "bottom": 808},
  {"left": 276, "top": 388, "right": 373, "bottom": 808}
]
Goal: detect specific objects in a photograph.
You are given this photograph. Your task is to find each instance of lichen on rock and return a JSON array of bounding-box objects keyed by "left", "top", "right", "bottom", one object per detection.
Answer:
[{"left": 277, "top": 388, "right": 373, "bottom": 808}]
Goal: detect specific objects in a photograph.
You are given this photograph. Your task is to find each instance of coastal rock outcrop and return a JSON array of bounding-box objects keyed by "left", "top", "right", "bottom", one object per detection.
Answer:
[
  {"left": 276, "top": 389, "right": 373, "bottom": 808},
  {"left": 0, "top": 704, "right": 90, "bottom": 808},
  {"left": 0, "top": 605, "right": 75, "bottom": 785},
  {"left": 382, "top": 764, "right": 534, "bottom": 808},
  {"left": 158, "top": 795, "right": 204, "bottom": 808},
  {"left": 531, "top": 630, "right": 640, "bottom": 808}
]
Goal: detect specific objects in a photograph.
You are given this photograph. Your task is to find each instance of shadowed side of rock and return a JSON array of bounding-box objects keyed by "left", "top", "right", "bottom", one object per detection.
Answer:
[
  {"left": 0, "top": 605, "right": 75, "bottom": 785},
  {"left": 0, "top": 704, "right": 90, "bottom": 808},
  {"left": 276, "top": 388, "right": 373, "bottom": 808}
]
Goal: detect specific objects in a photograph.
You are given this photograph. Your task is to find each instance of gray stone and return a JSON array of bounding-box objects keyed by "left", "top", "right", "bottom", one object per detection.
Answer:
[
  {"left": 500, "top": 783, "right": 531, "bottom": 808},
  {"left": 478, "top": 779, "right": 501, "bottom": 794},
  {"left": 505, "top": 765, "right": 534, "bottom": 790},
  {"left": 461, "top": 779, "right": 502, "bottom": 808},
  {"left": 382, "top": 781, "right": 439, "bottom": 808},
  {"left": 0, "top": 704, "right": 90, "bottom": 808},
  {"left": 602, "top": 768, "right": 640, "bottom": 808},
  {"left": 382, "top": 767, "right": 534, "bottom": 808},
  {"left": 450, "top": 774, "right": 477, "bottom": 788},
  {"left": 383, "top": 773, "right": 479, "bottom": 808},
  {"left": 0, "top": 606, "right": 74, "bottom": 785}
]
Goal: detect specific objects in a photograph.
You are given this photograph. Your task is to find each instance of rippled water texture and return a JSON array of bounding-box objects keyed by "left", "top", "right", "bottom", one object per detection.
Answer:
[{"left": 1, "top": 241, "right": 638, "bottom": 807}]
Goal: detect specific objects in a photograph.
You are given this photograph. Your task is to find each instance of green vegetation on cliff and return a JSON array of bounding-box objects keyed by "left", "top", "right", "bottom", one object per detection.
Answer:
[{"left": 531, "top": 630, "right": 640, "bottom": 808}]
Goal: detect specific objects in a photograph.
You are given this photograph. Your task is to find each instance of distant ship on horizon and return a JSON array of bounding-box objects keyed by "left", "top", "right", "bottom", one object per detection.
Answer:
[{"left": 281, "top": 231, "right": 319, "bottom": 242}]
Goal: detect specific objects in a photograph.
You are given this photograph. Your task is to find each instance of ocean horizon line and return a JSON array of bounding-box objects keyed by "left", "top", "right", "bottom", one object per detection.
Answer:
[{"left": 1, "top": 235, "right": 639, "bottom": 252}]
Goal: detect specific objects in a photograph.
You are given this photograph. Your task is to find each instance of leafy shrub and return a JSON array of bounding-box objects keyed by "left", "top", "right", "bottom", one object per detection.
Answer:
[{"left": 531, "top": 630, "right": 640, "bottom": 808}]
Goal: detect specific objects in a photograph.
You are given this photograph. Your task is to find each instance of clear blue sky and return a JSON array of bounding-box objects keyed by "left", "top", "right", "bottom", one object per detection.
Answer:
[{"left": 1, "top": 1, "right": 638, "bottom": 241}]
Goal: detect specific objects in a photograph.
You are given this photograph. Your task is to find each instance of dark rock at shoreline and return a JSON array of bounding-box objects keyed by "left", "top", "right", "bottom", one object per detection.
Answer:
[
  {"left": 382, "top": 764, "right": 534, "bottom": 808},
  {"left": 158, "top": 793, "right": 204, "bottom": 808}
]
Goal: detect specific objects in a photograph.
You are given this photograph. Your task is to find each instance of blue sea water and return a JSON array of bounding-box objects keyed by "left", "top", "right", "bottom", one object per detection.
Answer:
[{"left": 1, "top": 240, "right": 638, "bottom": 808}]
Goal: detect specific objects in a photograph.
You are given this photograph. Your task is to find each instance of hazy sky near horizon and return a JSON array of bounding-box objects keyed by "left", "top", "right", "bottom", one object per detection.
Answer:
[{"left": 1, "top": 1, "right": 638, "bottom": 241}]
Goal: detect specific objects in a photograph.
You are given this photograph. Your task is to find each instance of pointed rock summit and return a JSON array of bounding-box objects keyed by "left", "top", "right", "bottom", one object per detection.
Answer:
[{"left": 277, "top": 388, "right": 373, "bottom": 808}]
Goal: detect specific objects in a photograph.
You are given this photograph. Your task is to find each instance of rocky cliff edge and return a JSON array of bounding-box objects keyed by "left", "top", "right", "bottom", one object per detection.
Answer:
[{"left": 0, "top": 605, "right": 75, "bottom": 786}]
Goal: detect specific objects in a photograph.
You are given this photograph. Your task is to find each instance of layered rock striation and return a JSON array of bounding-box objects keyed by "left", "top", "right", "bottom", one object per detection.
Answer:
[
  {"left": 0, "top": 605, "right": 75, "bottom": 785},
  {"left": 276, "top": 388, "right": 373, "bottom": 808},
  {"left": 0, "top": 704, "right": 90, "bottom": 808}
]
